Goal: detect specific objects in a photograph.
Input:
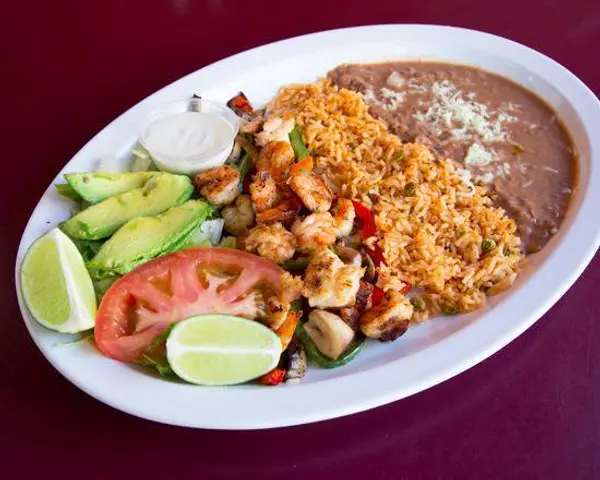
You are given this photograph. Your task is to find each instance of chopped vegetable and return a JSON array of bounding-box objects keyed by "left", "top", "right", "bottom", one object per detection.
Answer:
[
  {"left": 289, "top": 126, "right": 310, "bottom": 160},
  {"left": 333, "top": 245, "right": 362, "bottom": 266},
  {"left": 372, "top": 286, "right": 385, "bottom": 305},
  {"left": 184, "top": 219, "right": 224, "bottom": 247},
  {"left": 219, "top": 236, "right": 237, "bottom": 249},
  {"left": 141, "top": 354, "right": 176, "bottom": 378},
  {"left": 275, "top": 310, "right": 301, "bottom": 350},
  {"left": 73, "top": 238, "right": 104, "bottom": 263},
  {"left": 441, "top": 304, "right": 459, "bottom": 315},
  {"left": 235, "top": 134, "right": 260, "bottom": 163},
  {"left": 92, "top": 275, "right": 119, "bottom": 302},
  {"left": 352, "top": 200, "right": 378, "bottom": 239},
  {"left": 403, "top": 182, "right": 416, "bottom": 196},
  {"left": 283, "top": 340, "right": 307, "bottom": 380},
  {"left": 227, "top": 92, "right": 254, "bottom": 116},
  {"left": 393, "top": 149, "right": 405, "bottom": 161},
  {"left": 304, "top": 310, "right": 355, "bottom": 360},
  {"left": 258, "top": 368, "right": 286, "bottom": 386},
  {"left": 352, "top": 200, "right": 386, "bottom": 268},
  {"left": 130, "top": 141, "right": 154, "bottom": 172},
  {"left": 237, "top": 151, "right": 252, "bottom": 181},
  {"left": 282, "top": 257, "right": 310, "bottom": 272},
  {"left": 410, "top": 297, "right": 425, "bottom": 311},
  {"left": 296, "top": 323, "right": 364, "bottom": 369},
  {"left": 482, "top": 238, "right": 497, "bottom": 253},
  {"left": 289, "top": 156, "right": 314, "bottom": 177}
]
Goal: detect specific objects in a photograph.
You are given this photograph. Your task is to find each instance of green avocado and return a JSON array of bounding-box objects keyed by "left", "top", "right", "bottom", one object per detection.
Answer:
[
  {"left": 64, "top": 171, "right": 159, "bottom": 204},
  {"left": 88, "top": 200, "right": 213, "bottom": 275},
  {"left": 60, "top": 174, "right": 193, "bottom": 240}
]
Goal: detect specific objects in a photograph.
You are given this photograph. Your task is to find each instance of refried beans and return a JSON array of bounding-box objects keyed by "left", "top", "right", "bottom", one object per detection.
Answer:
[{"left": 329, "top": 62, "right": 577, "bottom": 253}]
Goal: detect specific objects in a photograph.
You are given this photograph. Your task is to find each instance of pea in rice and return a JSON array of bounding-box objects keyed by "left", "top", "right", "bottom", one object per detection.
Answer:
[{"left": 269, "top": 79, "right": 524, "bottom": 318}]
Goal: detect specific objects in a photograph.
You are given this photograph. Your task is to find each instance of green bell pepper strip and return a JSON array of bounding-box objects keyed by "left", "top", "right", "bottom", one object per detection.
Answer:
[
  {"left": 282, "top": 257, "right": 310, "bottom": 272},
  {"left": 289, "top": 126, "right": 310, "bottom": 161},
  {"left": 296, "top": 323, "right": 365, "bottom": 369},
  {"left": 237, "top": 151, "right": 252, "bottom": 184}
]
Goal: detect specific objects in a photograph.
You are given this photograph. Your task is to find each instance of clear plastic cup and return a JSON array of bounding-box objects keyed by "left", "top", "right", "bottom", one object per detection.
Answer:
[{"left": 139, "top": 98, "right": 239, "bottom": 176}]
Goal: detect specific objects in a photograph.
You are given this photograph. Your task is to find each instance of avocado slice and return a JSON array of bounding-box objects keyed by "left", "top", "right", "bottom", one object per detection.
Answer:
[
  {"left": 88, "top": 200, "right": 213, "bottom": 275},
  {"left": 60, "top": 174, "right": 193, "bottom": 240},
  {"left": 65, "top": 171, "right": 159, "bottom": 204}
]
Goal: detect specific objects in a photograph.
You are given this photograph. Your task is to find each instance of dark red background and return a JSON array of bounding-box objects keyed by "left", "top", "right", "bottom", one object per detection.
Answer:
[{"left": 3, "top": 1, "right": 599, "bottom": 478}]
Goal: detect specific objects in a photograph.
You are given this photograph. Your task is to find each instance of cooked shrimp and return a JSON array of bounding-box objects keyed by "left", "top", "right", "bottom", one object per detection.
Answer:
[
  {"left": 303, "top": 247, "right": 365, "bottom": 308},
  {"left": 194, "top": 165, "right": 240, "bottom": 206},
  {"left": 265, "top": 296, "right": 292, "bottom": 330},
  {"left": 249, "top": 170, "right": 281, "bottom": 213},
  {"left": 256, "top": 140, "right": 295, "bottom": 181},
  {"left": 255, "top": 114, "right": 295, "bottom": 147},
  {"left": 331, "top": 198, "right": 355, "bottom": 236},
  {"left": 256, "top": 197, "right": 301, "bottom": 225},
  {"left": 221, "top": 194, "right": 255, "bottom": 235},
  {"left": 245, "top": 222, "right": 297, "bottom": 264},
  {"left": 359, "top": 290, "right": 413, "bottom": 341},
  {"left": 288, "top": 171, "right": 333, "bottom": 212},
  {"left": 291, "top": 212, "right": 337, "bottom": 252}
]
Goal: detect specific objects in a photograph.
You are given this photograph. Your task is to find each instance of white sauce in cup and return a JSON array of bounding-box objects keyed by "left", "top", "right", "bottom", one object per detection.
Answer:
[{"left": 140, "top": 99, "right": 239, "bottom": 176}]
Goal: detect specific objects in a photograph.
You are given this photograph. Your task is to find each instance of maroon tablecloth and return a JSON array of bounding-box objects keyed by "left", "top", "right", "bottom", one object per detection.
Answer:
[{"left": 4, "top": 1, "right": 599, "bottom": 478}]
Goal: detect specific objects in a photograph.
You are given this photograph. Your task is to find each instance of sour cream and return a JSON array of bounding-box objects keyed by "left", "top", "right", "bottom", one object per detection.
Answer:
[{"left": 140, "top": 99, "right": 239, "bottom": 175}]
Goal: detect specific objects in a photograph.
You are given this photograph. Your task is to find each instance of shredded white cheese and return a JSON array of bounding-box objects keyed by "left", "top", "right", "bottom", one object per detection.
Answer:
[
  {"left": 361, "top": 89, "right": 378, "bottom": 104},
  {"left": 361, "top": 87, "right": 405, "bottom": 111},
  {"left": 413, "top": 80, "right": 516, "bottom": 142},
  {"left": 475, "top": 172, "right": 494, "bottom": 184},
  {"left": 386, "top": 71, "right": 405, "bottom": 88},
  {"left": 464, "top": 143, "right": 495, "bottom": 167},
  {"left": 380, "top": 88, "right": 405, "bottom": 109}
]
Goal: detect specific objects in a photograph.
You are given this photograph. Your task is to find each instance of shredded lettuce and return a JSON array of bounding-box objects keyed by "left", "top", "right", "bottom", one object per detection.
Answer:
[
  {"left": 141, "top": 324, "right": 178, "bottom": 378},
  {"left": 181, "top": 218, "right": 224, "bottom": 248},
  {"left": 92, "top": 275, "right": 119, "bottom": 302},
  {"left": 72, "top": 238, "right": 104, "bottom": 262},
  {"left": 130, "top": 142, "right": 156, "bottom": 172}
]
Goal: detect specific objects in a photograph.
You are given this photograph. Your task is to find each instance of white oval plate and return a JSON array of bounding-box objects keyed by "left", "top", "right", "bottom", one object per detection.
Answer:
[{"left": 15, "top": 25, "right": 600, "bottom": 429}]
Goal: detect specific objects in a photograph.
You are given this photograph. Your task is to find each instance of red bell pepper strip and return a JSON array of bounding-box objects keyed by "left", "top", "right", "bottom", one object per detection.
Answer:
[
  {"left": 227, "top": 92, "right": 254, "bottom": 116},
  {"left": 258, "top": 368, "right": 286, "bottom": 386},
  {"left": 351, "top": 200, "right": 386, "bottom": 267},
  {"left": 372, "top": 286, "right": 385, "bottom": 306},
  {"left": 352, "top": 200, "right": 412, "bottom": 296},
  {"left": 352, "top": 200, "right": 378, "bottom": 238}
]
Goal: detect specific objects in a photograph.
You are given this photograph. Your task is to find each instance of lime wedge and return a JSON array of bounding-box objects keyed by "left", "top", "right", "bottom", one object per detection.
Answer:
[
  {"left": 20, "top": 228, "right": 96, "bottom": 333},
  {"left": 166, "top": 315, "right": 282, "bottom": 386}
]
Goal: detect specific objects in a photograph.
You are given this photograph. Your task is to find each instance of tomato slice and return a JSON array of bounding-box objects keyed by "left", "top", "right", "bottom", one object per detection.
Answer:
[{"left": 95, "top": 247, "right": 296, "bottom": 362}]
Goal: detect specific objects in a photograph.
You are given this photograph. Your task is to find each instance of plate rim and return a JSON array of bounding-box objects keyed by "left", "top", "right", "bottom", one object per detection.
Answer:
[{"left": 14, "top": 23, "right": 600, "bottom": 429}]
